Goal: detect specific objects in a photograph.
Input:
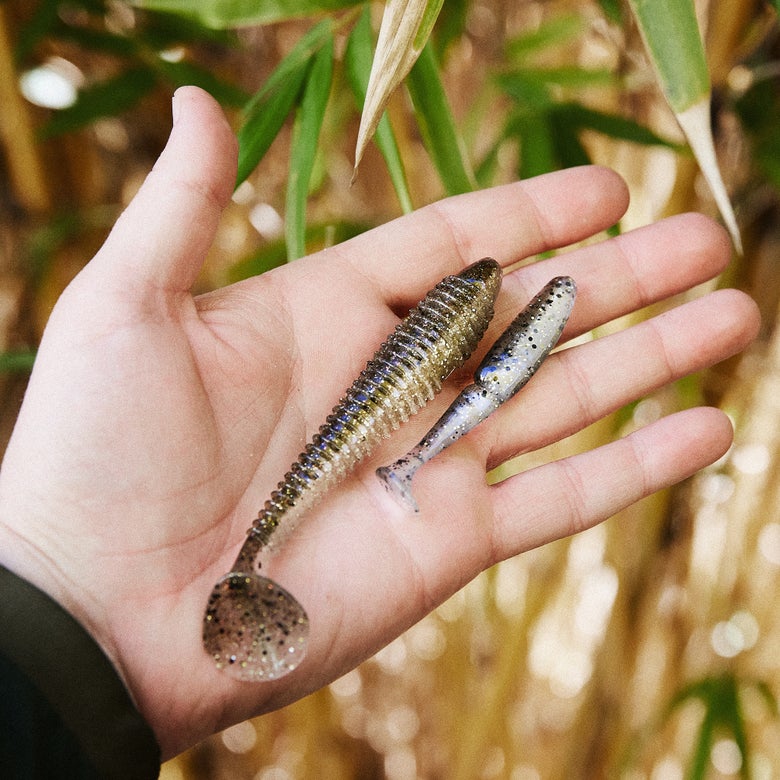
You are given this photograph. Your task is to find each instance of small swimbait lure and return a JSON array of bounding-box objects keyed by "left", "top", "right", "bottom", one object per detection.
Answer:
[
  {"left": 203, "top": 258, "right": 502, "bottom": 681},
  {"left": 376, "top": 276, "right": 576, "bottom": 512}
]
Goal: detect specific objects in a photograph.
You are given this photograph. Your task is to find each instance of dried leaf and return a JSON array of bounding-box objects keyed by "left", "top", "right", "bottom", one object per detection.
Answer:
[
  {"left": 676, "top": 98, "right": 742, "bottom": 254},
  {"left": 353, "top": 0, "right": 444, "bottom": 176},
  {"left": 345, "top": 7, "right": 413, "bottom": 212}
]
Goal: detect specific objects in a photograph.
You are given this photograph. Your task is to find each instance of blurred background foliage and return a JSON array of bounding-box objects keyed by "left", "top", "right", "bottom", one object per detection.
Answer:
[{"left": 1, "top": 0, "right": 779, "bottom": 777}]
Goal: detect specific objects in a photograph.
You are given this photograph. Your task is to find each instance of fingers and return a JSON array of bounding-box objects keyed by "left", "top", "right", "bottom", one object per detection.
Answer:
[
  {"left": 331, "top": 166, "right": 629, "bottom": 308},
  {"left": 483, "top": 288, "right": 759, "bottom": 469},
  {"left": 489, "top": 406, "right": 734, "bottom": 559},
  {"left": 494, "top": 211, "right": 733, "bottom": 340},
  {"left": 89, "top": 86, "right": 237, "bottom": 297}
]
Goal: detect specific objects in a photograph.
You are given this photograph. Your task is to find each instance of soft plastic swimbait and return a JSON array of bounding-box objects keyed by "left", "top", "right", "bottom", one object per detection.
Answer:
[
  {"left": 203, "top": 258, "right": 503, "bottom": 681},
  {"left": 376, "top": 276, "right": 576, "bottom": 512}
]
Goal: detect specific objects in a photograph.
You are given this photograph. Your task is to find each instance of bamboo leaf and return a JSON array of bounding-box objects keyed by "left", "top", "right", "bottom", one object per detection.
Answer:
[
  {"left": 676, "top": 99, "right": 742, "bottom": 254},
  {"left": 431, "top": 0, "right": 468, "bottom": 58},
  {"left": 41, "top": 66, "right": 158, "bottom": 137},
  {"left": 48, "top": 19, "right": 139, "bottom": 57},
  {"left": 752, "top": 680, "right": 779, "bottom": 717},
  {"left": 228, "top": 221, "right": 368, "bottom": 281},
  {"left": 137, "top": 9, "right": 239, "bottom": 48},
  {"left": 628, "top": 0, "right": 709, "bottom": 113},
  {"left": 627, "top": 0, "right": 742, "bottom": 252},
  {"left": 236, "top": 67, "right": 309, "bottom": 187},
  {"left": 285, "top": 32, "right": 334, "bottom": 261},
  {"left": 406, "top": 42, "right": 475, "bottom": 196},
  {"left": 505, "top": 14, "right": 583, "bottom": 60},
  {"left": 597, "top": 0, "right": 623, "bottom": 24},
  {"left": 345, "top": 6, "right": 412, "bottom": 212},
  {"left": 512, "top": 113, "right": 556, "bottom": 180},
  {"left": 243, "top": 20, "right": 333, "bottom": 117},
  {"left": 15, "top": 0, "right": 109, "bottom": 61},
  {"left": 353, "top": 0, "right": 444, "bottom": 174},
  {"left": 0, "top": 351, "right": 36, "bottom": 373},
  {"left": 550, "top": 119, "right": 590, "bottom": 169},
  {"left": 496, "top": 71, "right": 554, "bottom": 110},
  {"left": 154, "top": 59, "right": 248, "bottom": 107},
  {"left": 553, "top": 103, "right": 682, "bottom": 149},
  {"left": 131, "top": 0, "right": 363, "bottom": 27},
  {"left": 236, "top": 21, "right": 335, "bottom": 187},
  {"left": 497, "top": 66, "right": 615, "bottom": 107}
]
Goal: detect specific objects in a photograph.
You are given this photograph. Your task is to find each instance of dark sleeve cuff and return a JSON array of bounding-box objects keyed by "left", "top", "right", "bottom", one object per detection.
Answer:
[{"left": 0, "top": 564, "right": 161, "bottom": 780}]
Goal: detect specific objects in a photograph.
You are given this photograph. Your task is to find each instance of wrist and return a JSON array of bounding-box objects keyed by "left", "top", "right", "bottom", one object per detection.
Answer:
[
  {"left": 0, "top": 563, "right": 161, "bottom": 778},
  {"left": 0, "top": 507, "right": 120, "bottom": 687}
]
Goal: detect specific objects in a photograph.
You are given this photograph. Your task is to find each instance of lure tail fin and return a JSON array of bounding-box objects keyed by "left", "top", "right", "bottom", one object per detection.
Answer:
[
  {"left": 376, "top": 463, "right": 420, "bottom": 513},
  {"left": 203, "top": 572, "right": 309, "bottom": 681}
]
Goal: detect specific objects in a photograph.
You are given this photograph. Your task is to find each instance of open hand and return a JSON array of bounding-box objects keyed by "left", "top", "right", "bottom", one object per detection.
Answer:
[{"left": 0, "top": 87, "right": 759, "bottom": 759}]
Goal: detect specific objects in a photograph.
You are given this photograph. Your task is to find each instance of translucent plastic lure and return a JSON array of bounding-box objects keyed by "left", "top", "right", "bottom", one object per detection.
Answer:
[
  {"left": 203, "top": 258, "right": 502, "bottom": 681},
  {"left": 376, "top": 276, "right": 576, "bottom": 512}
]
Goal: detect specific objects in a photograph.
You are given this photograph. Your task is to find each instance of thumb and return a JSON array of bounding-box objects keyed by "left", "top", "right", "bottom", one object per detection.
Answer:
[{"left": 87, "top": 86, "right": 238, "bottom": 297}]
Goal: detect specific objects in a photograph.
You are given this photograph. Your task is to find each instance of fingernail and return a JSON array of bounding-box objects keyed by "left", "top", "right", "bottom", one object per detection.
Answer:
[{"left": 172, "top": 89, "right": 182, "bottom": 125}]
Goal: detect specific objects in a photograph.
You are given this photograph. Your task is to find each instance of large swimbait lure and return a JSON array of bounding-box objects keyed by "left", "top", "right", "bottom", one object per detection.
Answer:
[
  {"left": 203, "top": 258, "right": 502, "bottom": 681},
  {"left": 376, "top": 276, "right": 576, "bottom": 512}
]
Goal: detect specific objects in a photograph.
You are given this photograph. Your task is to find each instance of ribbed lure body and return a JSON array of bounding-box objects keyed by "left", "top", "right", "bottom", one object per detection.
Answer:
[
  {"left": 376, "top": 276, "right": 576, "bottom": 512},
  {"left": 203, "top": 258, "right": 502, "bottom": 681}
]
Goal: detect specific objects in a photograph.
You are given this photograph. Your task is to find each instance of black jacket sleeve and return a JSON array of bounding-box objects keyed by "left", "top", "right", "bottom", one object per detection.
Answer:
[{"left": 0, "top": 565, "right": 161, "bottom": 779}]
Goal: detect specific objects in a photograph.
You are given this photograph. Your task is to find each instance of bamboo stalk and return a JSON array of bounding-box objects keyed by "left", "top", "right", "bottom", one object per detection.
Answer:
[
  {"left": 0, "top": 4, "right": 50, "bottom": 214},
  {"left": 451, "top": 544, "right": 570, "bottom": 780}
]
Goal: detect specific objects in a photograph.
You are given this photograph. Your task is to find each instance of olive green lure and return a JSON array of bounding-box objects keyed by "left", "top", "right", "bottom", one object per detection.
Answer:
[{"left": 203, "top": 259, "right": 502, "bottom": 681}]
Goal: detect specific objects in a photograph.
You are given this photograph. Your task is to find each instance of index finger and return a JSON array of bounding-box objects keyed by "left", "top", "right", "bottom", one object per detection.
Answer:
[{"left": 326, "top": 166, "right": 629, "bottom": 308}]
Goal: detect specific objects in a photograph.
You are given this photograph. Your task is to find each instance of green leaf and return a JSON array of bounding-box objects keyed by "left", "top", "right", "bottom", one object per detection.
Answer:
[
  {"left": 662, "top": 675, "right": 755, "bottom": 780},
  {"left": 136, "top": 9, "right": 239, "bottom": 48},
  {"left": 48, "top": 20, "right": 139, "bottom": 57},
  {"left": 504, "top": 112, "right": 556, "bottom": 180},
  {"left": 628, "top": 0, "right": 709, "bottom": 114},
  {"left": 406, "top": 43, "right": 475, "bottom": 196},
  {"left": 628, "top": 0, "right": 741, "bottom": 252},
  {"left": 596, "top": 0, "right": 623, "bottom": 23},
  {"left": 431, "top": 0, "right": 468, "bottom": 59},
  {"left": 734, "top": 77, "right": 780, "bottom": 190},
  {"left": 154, "top": 58, "right": 248, "bottom": 107},
  {"left": 345, "top": 7, "right": 413, "bottom": 213},
  {"left": 500, "top": 65, "right": 615, "bottom": 95},
  {"left": 41, "top": 67, "right": 158, "bottom": 137},
  {"left": 243, "top": 20, "right": 334, "bottom": 117},
  {"left": 0, "top": 351, "right": 37, "bottom": 373},
  {"left": 550, "top": 119, "right": 590, "bottom": 169},
  {"left": 236, "top": 71, "right": 308, "bottom": 187},
  {"left": 15, "top": 0, "right": 109, "bottom": 61},
  {"left": 228, "top": 221, "right": 368, "bottom": 281},
  {"left": 413, "top": 0, "right": 445, "bottom": 51},
  {"left": 505, "top": 14, "right": 583, "bottom": 61},
  {"left": 14, "top": 0, "right": 61, "bottom": 62},
  {"left": 553, "top": 103, "right": 681, "bottom": 149},
  {"left": 285, "top": 33, "right": 334, "bottom": 261},
  {"left": 236, "top": 21, "right": 336, "bottom": 187},
  {"left": 131, "top": 0, "right": 363, "bottom": 28},
  {"left": 495, "top": 71, "right": 554, "bottom": 111}
]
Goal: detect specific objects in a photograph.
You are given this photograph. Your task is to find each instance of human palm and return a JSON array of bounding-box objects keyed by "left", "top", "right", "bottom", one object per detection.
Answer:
[{"left": 0, "top": 87, "right": 759, "bottom": 759}]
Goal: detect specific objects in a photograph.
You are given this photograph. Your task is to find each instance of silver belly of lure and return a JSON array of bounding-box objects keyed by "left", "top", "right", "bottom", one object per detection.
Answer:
[
  {"left": 203, "top": 258, "right": 503, "bottom": 681},
  {"left": 376, "top": 276, "right": 576, "bottom": 512}
]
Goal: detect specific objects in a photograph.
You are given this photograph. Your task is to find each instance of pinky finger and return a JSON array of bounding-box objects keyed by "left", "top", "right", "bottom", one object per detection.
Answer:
[{"left": 489, "top": 407, "right": 733, "bottom": 560}]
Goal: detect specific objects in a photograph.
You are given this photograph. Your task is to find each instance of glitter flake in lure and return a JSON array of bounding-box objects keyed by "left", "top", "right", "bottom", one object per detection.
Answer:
[
  {"left": 376, "top": 276, "right": 576, "bottom": 512},
  {"left": 203, "top": 259, "right": 503, "bottom": 681}
]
